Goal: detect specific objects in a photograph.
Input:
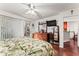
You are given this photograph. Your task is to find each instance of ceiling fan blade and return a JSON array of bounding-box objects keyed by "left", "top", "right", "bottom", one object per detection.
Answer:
[
  {"left": 21, "top": 3, "right": 30, "bottom": 9},
  {"left": 21, "top": 3, "right": 41, "bottom": 18},
  {"left": 21, "top": 3, "right": 29, "bottom": 6},
  {"left": 21, "top": 3, "right": 36, "bottom": 10}
]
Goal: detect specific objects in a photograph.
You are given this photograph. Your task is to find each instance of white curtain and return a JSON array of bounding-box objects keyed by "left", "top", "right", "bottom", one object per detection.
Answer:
[{"left": 0, "top": 16, "right": 25, "bottom": 40}]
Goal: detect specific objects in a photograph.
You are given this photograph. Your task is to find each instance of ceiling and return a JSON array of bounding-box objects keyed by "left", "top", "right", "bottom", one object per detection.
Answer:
[{"left": 0, "top": 3, "right": 79, "bottom": 21}]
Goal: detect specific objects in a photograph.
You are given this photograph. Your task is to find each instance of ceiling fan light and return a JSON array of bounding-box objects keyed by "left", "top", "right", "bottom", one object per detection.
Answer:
[
  {"left": 30, "top": 4, "right": 34, "bottom": 9},
  {"left": 25, "top": 4, "right": 37, "bottom": 15},
  {"left": 25, "top": 10, "right": 35, "bottom": 15}
]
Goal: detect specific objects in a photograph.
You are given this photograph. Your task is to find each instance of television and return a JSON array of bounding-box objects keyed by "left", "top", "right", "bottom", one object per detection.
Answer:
[{"left": 46, "top": 20, "right": 57, "bottom": 26}]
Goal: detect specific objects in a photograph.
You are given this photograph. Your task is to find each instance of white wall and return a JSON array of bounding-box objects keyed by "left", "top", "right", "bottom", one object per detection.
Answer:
[
  {"left": 68, "top": 21, "right": 78, "bottom": 33},
  {"left": 31, "top": 14, "right": 64, "bottom": 48},
  {"left": 31, "top": 8, "right": 79, "bottom": 48},
  {"left": 0, "top": 9, "right": 32, "bottom": 39}
]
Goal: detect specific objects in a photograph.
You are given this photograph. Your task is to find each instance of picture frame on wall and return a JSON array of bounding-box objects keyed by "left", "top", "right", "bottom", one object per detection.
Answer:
[
  {"left": 24, "top": 23, "right": 30, "bottom": 37},
  {"left": 38, "top": 22, "right": 47, "bottom": 33}
]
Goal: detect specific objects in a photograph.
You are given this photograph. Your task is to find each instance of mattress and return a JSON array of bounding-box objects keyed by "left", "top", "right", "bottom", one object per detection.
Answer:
[{"left": 0, "top": 37, "right": 56, "bottom": 56}]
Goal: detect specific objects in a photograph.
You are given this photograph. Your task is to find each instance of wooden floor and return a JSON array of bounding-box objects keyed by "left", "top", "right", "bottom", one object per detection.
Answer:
[{"left": 52, "top": 39, "right": 79, "bottom": 56}]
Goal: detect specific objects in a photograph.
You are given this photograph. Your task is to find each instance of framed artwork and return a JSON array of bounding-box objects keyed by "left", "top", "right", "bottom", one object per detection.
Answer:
[
  {"left": 64, "top": 21, "right": 67, "bottom": 31},
  {"left": 38, "top": 22, "right": 47, "bottom": 33},
  {"left": 24, "top": 23, "right": 30, "bottom": 37}
]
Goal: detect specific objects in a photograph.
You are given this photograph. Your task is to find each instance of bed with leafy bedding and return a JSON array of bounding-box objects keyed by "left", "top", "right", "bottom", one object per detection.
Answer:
[{"left": 0, "top": 37, "right": 56, "bottom": 56}]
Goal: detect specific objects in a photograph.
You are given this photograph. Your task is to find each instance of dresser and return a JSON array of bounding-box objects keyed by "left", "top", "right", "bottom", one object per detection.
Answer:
[{"left": 33, "top": 32, "right": 47, "bottom": 41}]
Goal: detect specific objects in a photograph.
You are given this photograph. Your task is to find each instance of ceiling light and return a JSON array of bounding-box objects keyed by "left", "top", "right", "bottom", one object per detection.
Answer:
[
  {"left": 28, "top": 4, "right": 35, "bottom": 10},
  {"left": 25, "top": 4, "right": 36, "bottom": 15},
  {"left": 25, "top": 10, "right": 35, "bottom": 15},
  {"left": 30, "top": 4, "right": 34, "bottom": 9}
]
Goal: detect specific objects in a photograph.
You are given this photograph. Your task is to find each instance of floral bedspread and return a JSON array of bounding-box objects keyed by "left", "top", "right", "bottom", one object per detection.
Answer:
[{"left": 0, "top": 37, "right": 56, "bottom": 56}]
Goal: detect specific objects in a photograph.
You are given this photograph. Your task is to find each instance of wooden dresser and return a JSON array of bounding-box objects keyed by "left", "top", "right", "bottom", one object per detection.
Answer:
[{"left": 33, "top": 32, "right": 47, "bottom": 41}]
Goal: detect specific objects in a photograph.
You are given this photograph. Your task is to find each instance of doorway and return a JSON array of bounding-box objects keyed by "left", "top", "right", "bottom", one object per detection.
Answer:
[{"left": 63, "top": 16, "right": 79, "bottom": 48}]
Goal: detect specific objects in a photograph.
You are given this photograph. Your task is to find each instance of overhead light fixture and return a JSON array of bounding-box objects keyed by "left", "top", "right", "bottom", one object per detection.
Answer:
[
  {"left": 26, "top": 10, "right": 35, "bottom": 15},
  {"left": 29, "top": 4, "right": 35, "bottom": 10},
  {"left": 23, "top": 3, "right": 42, "bottom": 19},
  {"left": 25, "top": 4, "right": 36, "bottom": 15}
]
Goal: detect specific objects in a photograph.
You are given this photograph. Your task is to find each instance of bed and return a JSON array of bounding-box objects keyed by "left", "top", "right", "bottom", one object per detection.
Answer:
[{"left": 0, "top": 37, "right": 56, "bottom": 56}]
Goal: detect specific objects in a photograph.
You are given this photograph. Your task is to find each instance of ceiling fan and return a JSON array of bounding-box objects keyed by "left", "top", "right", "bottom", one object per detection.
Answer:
[{"left": 22, "top": 3, "right": 43, "bottom": 19}]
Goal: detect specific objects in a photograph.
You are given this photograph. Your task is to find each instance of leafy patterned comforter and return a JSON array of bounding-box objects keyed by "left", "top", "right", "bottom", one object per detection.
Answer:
[{"left": 0, "top": 37, "right": 56, "bottom": 56}]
